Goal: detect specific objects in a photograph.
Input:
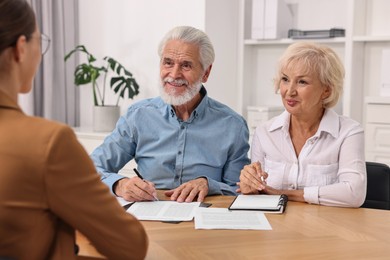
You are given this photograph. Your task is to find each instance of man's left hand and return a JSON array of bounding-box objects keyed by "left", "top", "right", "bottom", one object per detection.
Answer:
[{"left": 164, "top": 178, "right": 209, "bottom": 202}]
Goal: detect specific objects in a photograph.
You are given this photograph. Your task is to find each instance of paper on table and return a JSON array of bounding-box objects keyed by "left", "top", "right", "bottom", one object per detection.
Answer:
[
  {"left": 228, "top": 194, "right": 287, "bottom": 213},
  {"left": 116, "top": 196, "right": 133, "bottom": 207},
  {"left": 231, "top": 195, "right": 281, "bottom": 209},
  {"left": 194, "top": 208, "right": 272, "bottom": 230},
  {"left": 127, "top": 201, "right": 201, "bottom": 221}
]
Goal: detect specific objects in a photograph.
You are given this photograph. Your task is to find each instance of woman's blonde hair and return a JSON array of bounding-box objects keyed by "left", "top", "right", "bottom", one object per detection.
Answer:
[{"left": 274, "top": 42, "right": 345, "bottom": 108}]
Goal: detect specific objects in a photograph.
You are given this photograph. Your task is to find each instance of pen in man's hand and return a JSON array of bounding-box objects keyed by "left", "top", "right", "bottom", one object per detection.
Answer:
[
  {"left": 133, "top": 168, "right": 159, "bottom": 201},
  {"left": 133, "top": 168, "right": 144, "bottom": 180}
]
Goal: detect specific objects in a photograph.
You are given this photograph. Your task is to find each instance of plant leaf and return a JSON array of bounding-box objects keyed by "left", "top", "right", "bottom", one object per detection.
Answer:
[
  {"left": 74, "top": 64, "right": 101, "bottom": 85},
  {"left": 64, "top": 45, "right": 89, "bottom": 61},
  {"left": 110, "top": 75, "right": 139, "bottom": 100},
  {"left": 66, "top": 48, "right": 140, "bottom": 105}
]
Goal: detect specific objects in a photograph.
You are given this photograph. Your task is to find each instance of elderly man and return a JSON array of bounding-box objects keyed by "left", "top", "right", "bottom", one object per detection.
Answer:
[{"left": 91, "top": 26, "right": 250, "bottom": 202}]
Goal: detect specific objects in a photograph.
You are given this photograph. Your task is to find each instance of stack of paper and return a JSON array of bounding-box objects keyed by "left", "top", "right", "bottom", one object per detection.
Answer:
[
  {"left": 126, "top": 201, "right": 200, "bottom": 221},
  {"left": 194, "top": 208, "right": 272, "bottom": 230},
  {"left": 117, "top": 196, "right": 277, "bottom": 230}
]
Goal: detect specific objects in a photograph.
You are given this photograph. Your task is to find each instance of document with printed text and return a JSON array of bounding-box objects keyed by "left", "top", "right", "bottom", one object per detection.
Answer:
[
  {"left": 126, "top": 201, "right": 201, "bottom": 221},
  {"left": 194, "top": 207, "right": 272, "bottom": 230}
]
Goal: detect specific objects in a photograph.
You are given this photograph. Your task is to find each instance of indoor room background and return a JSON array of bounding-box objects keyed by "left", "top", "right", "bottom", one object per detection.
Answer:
[{"left": 18, "top": 0, "right": 390, "bottom": 166}]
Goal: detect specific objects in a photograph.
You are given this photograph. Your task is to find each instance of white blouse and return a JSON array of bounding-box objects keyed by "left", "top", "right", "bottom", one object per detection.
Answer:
[{"left": 251, "top": 109, "right": 367, "bottom": 207}]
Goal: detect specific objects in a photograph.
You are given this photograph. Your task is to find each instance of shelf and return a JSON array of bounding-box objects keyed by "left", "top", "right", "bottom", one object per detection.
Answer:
[
  {"left": 365, "top": 96, "right": 390, "bottom": 104},
  {"left": 353, "top": 35, "right": 390, "bottom": 42},
  {"left": 244, "top": 37, "right": 346, "bottom": 46}
]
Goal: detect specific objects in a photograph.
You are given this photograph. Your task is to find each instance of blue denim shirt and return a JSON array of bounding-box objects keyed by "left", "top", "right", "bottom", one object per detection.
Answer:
[{"left": 91, "top": 87, "right": 250, "bottom": 196}]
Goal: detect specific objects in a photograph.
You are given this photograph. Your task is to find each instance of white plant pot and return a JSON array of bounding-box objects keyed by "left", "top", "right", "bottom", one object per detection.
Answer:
[{"left": 93, "top": 106, "right": 120, "bottom": 132}]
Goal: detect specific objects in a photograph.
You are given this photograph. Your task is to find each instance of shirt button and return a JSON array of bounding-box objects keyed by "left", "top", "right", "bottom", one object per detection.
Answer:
[
  {"left": 178, "top": 151, "right": 182, "bottom": 155},
  {"left": 181, "top": 125, "right": 185, "bottom": 129}
]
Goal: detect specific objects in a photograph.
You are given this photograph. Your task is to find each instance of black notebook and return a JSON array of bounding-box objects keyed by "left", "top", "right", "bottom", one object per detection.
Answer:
[{"left": 228, "top": 194, "right": 288, "bottom": 214}]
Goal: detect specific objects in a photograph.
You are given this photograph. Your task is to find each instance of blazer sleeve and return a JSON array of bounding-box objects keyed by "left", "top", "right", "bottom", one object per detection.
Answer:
[{"left": 44, "top": 126, "right": 148, "bottom": 259}]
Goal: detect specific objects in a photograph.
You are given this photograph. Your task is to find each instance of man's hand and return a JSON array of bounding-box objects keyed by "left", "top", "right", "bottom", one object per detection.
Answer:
[
  {"left": 114, "top": 177, "right": 158, "bottom": 201},
  {"left": 164, "top": 178, "right": 209, "bottom": 202},
  {"left": 236, "top": 162, "right": 268, "bottom": 194}
]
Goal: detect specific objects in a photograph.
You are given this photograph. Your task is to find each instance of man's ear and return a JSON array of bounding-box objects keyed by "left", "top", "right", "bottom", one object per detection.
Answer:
[
  {"left": 202, "top": 64, "right": 213, "bottom": 83},
  {"left": 13, "top": 35, "right": 28, "bottom": 62}
]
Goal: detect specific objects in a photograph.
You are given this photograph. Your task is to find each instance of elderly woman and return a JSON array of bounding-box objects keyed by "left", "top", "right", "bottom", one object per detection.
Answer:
[
  {"left": 0, "top": 0, "right": 147, "bottom": 259},
  {"left": 238, "top": 42, "right": 366, "bottom": 207}
]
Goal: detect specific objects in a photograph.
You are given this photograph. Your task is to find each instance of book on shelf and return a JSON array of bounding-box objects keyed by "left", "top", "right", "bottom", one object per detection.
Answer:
[
  {"left": 228, "top": 194, "right": 288, "bottom": 214},
  {"left": 287, "top": 28, "right": 345, "bottom": 39},
  {"left": 251, "top": 0, "right": 293, "bottom": 40}
]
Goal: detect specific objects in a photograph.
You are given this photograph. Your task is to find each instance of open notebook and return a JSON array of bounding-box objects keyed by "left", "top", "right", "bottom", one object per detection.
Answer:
[{"left": 228, "top": 194, "right": 288, "bottom": 214}]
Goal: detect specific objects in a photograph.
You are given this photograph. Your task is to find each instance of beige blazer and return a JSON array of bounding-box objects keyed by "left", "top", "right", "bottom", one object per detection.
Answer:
[{"left": 0, "top": 91, "right": 147, "bottom": 260}]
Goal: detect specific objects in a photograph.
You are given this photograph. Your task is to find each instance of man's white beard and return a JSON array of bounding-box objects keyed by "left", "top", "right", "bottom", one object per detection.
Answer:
[{"left": 160, "top": 77, "right": 202, "bottom": 106}]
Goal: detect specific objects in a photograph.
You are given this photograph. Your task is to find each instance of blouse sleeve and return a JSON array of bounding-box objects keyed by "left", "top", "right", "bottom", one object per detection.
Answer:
[{"left": 304, "top": 129, "right": 367, "bottom": 207}]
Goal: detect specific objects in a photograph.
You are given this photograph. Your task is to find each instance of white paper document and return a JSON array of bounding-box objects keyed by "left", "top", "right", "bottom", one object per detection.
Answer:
[
  {"left": 127, "top": 201, "right": 201, "bottom": 221},
  {"left": 116, "top": 196, "right": 133, "bottom": 207},
  {"left": 194, "top": 208, "right": 272, "bottom": 230}
]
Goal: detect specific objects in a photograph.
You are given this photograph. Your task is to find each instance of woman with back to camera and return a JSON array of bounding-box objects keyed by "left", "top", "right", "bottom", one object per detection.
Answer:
[
  {"left": 238, "top": 42, "right": 366, "bottom": 207},
  {"left": 0, "top": 0, "right": 147, "bottom": 259}
]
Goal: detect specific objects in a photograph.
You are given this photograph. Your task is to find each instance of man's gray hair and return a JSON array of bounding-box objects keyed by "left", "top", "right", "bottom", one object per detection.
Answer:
[{"left": 158, "top": 26, "right": 215, "bottom": 71}]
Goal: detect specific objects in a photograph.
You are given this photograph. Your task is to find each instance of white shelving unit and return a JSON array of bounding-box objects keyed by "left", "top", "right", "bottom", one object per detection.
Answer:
[
  {"left": 237, "top": 0, "right": 390, "bottom": 165},
  {"left": 365, "top": 97, "right": 390, "bottom": 165}
]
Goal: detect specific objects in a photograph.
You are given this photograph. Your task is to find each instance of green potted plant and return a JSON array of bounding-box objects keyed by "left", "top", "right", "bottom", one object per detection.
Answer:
[{"left": 64, "top": 45, "right": 140, "bottom": 132}]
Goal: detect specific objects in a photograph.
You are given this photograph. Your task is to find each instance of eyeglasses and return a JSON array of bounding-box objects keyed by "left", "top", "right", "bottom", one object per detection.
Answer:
[
  {"left": 40, "top": 33, "right": 51, "bottom": 55},
  {"left": 8, "top": 33, "right": 51, "bottom": 55}
]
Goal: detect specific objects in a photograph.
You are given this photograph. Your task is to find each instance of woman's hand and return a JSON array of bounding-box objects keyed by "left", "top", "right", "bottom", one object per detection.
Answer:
[
  {"left": 263, "top": 186, "right": 305, "bottom": 202},
  {"left": 236, "top": 162, "right": 268, "bottom": 194}
]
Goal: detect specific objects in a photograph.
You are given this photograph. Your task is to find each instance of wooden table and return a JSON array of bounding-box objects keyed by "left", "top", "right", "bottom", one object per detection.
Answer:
[{"left": 77, "top": 193, "right": 390, "bottom": 259}]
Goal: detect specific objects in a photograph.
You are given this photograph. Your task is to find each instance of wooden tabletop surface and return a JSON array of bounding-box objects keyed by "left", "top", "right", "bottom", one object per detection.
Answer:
[{"left": 77, "top": 191, "right": 390, "bottom": 259}]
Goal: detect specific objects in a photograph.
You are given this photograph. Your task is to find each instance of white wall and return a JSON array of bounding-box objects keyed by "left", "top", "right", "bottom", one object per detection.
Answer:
[
  {"left": 204, "top": 0, "right": 240, "bottom": 111},
  {"left": 78, "top": 0, "right": 240, "bottom": 127}
]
